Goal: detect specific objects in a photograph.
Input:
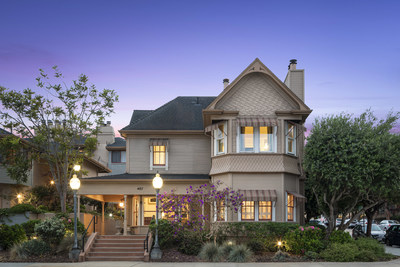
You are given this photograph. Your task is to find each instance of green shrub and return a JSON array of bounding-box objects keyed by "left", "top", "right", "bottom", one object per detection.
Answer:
[
  {"left": 320, "top": 242, "right": 358, "bottom": 262},
  {"left": 198, "top": 242, "right": 222, "bottom": 262},
  {"left": 272, "top": 250, "right": 291, "bottom": 261},
  {"left": 35, "top": 217, "right": 66, "bottom": 246},
  {"left": 0, "top": 204, "right": 43, "bottom": 222},
  {"left": 246, "top": 239, "right": 265, "bottom": 254},
  {"left": 228, "top": 244, "right": 253, "bottom": 262},
  {"left": 329, "top": 230, "right": 353, "bottom": 244},
  {"left": 284, "top": 226, "right": 325, "bottom": 254},
  {"left": 10, "top": 239, "right": 50, "bottom": 259},
  {"left": 303, "top": 251, "right": 319, "bottom": 261},
  {"left": 21, "top": 220, "right": 41, "bottom": 239},
  {"left": 220, "top": 241, "right": 235, "bottom": 257},
  {"left": 354, "top": 238, "right": 387, "bottom": 261},
  {"left": 0, "top": 224, "right": 27, "bottom": 250},
  {"left": 178, "top": 230, "right": 204, "bottom": 255},
  {"left": 149, "top": 219, "right": 175, "bottom": 249}
]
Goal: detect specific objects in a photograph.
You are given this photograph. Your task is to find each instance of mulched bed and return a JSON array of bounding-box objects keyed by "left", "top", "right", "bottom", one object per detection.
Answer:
[
  {"left": 0, "top": 250, "right": 72, "bottom": 263},
  {"left": 152, "top": 248, "right": 308, "bottom": 262}
]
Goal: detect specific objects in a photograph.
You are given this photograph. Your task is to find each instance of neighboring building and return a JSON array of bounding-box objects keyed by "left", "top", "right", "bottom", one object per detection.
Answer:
[
  {"left": 93, "top": 121, "right": 126, "bottom": 176},
  {"left": 0, "top": 128, "right": 111, "bottom": 208},
  {"left": 79, "top": 58, "right": 312, "bottom": 234}
]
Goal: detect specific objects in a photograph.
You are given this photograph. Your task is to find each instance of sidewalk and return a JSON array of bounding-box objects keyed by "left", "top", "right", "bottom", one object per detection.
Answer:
[{"left": 2, "top": 260, "right": 400, "bottom": 267}]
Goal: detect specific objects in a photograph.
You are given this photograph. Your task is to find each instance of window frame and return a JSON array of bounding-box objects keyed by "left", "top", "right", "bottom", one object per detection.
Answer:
[
  {"left": 237, "top": 126, "right": 277, "bottom": 153},
  {"left": 286, "top": 122, "right": 296, "bottom": 156},
  {"left": 150, "top": 145, "right": 168, "bottom": 170},
  {"left": 258, "top": 201, "right": 273, "bottom": 221},
  {"left": 214, "top": 199, "right": 227, "bottom": 222},
  {"left": 286, "top": 192, "right": 295, "bottom": 222},
  {"left": 111, "top": 150, "right": 121, "bottom": 163},
  {"left": 214, "top": 122, "right": 227, "bottom": 156}
]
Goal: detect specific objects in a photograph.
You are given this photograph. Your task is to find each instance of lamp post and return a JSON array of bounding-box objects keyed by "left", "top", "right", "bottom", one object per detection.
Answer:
[
  {"left": 70, "top": 165, "right": 81, "bottom": 261},
  {"left": 151, "top": 172, "right": 163, "bottom": 260}
]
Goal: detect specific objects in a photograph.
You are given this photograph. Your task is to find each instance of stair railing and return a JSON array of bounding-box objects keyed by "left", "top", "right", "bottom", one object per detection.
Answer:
[{"left": 81, "top": 215, "right": 97, "bottom": 252}]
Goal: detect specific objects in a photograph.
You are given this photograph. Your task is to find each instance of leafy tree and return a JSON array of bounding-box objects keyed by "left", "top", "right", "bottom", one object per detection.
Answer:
[
  {"left": 0, "top": 66, "right": 118, "bottom": 212},
  {"left": 304, "top": 111, "right": 400, "bottom": 236}
]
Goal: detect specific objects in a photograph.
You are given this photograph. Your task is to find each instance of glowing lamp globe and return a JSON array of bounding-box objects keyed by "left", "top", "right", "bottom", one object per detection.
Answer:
[
  {"left": 70, "top": 174, "right": 81, "bottom": 190},
  {"left": 152, "top": 173, "right": 163, "bottom": 189},
  {"left": 73, "top": 164, "right": 81, "bottom": 172}
]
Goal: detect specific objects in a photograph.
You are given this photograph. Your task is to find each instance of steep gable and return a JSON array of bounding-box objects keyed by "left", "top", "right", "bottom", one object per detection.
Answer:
[{"left": 215, "top": 72, "right": 299, "bottom": 116}]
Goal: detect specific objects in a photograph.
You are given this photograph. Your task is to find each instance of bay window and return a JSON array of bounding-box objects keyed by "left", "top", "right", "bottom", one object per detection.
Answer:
[
  {"left": 287, "top": 193, "right": 295, "bottom": 221},
  {"left": 214, "top": 123, "right": 227, "bottom": 155},
  {"left": 241, "top": 201, "right": 255, "bottom": 221},
  {"left": 239, "top": 200, "right": 274, "bottom": 221},
  {"left": 239, "top": 126, "right": 276, "bottom": 153}
]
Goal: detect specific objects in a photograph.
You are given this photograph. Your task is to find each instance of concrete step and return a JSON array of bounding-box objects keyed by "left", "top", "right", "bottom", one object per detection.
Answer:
[
  {"left": 86, "top": 256, "right": 144, "bottom": 261},
  {"left": 93, "top": 242, "right": 143, "bottom": 248},
  {"left": 88, "top": 251, "right": 143, "bottom": 257},
  {"left": 98, "top": 235, "right": 146, "bottom": 240},
  {"left": 96, "top": 239, "right": 143, "bottom": 244},
  {"left": 91, "top": 247, "right": 143, "bottom": 252}
]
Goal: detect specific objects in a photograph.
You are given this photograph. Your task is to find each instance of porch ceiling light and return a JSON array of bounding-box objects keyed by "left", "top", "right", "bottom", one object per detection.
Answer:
[
  {"left": 69, "top": 174, "right": 81, "bottom": 190},
  {"left": 73, "top": 164, "right": 81, "bottom": 172},
  {"left": 119, "top": 202, "right": 124, "bottom": 208},
  {"left": 152, "top": 173, "right": 163, "bottom": 189}
]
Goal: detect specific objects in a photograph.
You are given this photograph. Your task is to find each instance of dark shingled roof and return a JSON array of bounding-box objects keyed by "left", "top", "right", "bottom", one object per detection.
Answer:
[
  {"left": 106, "top": 137, "right": 126, "bottom": 148},
  {"left": 129, "top": 110, "right": 153, "bottom": 125},
  {"left": 121, "top": 96, "right": 216, "bottom": 131},
  {"left": 83, "top": 173, "right": 210, "bottom": 180}
]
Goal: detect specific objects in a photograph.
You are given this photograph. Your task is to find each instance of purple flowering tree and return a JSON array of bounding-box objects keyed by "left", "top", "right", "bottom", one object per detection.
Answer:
[{"left": 158, "top": 181, "right": 243, "bottom": 234}]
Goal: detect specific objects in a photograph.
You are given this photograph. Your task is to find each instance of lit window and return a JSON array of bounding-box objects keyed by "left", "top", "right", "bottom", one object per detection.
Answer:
[
  {"left": 286, "top": 122, "right": 296, "bottom": 155},
  {"left": 259, "top": 127, "right": 274, "bottom": 152},
  {"left": 259, "top": 201, "right": 272, "bottom": 221},
  {"left": 153, "top": 146, "right": 166, "bottom": 166},
  {"left": 287, "top": 193, "right": 294, "bottom": 221},
  {"left": 240, "top": 127, "right": 254, "bottom": 152},
  {"left": 241, "top": 201, "right": 255, "bottom": 221},
  {"left": 216, "top": 200, "right": 225, "bottom": 221}
]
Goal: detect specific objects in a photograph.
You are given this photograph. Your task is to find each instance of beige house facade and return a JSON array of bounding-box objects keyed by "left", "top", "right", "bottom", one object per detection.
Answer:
[{"left": 79, "top": 58, "right": 311, "bottom": 233}]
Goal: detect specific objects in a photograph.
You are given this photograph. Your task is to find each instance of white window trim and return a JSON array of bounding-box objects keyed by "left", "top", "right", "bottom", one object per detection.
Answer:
[
  {"left": 285, "top": 192, "right": 296, "bottom": 222},
  {"left": 285, "top": 122, "right": 297, "bottom": 156},
  {"left": 150, "top": 146, "right": 168, "bottom": 170},
  {"left": 214, "top": 122, "right": 227, "bottom": 156},
  {"left": 237, "top": 126, "right": 277, "bottom": 153},
  {"left": 238, "top": 201, "right": 276, "bottom": 222}
]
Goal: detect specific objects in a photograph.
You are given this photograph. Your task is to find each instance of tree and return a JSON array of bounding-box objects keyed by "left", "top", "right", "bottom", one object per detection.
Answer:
[
  {"left": 0, "top": 66, "right": 118, "bottom": 212},
  {"left": 304, "top": 111, "right": 400, "bottom": 236}
]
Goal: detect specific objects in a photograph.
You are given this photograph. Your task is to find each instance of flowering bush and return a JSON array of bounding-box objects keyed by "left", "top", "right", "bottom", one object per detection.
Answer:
[
  {"left": 34, "top": 217, "right": 66, "bottom": 246},
  {"left": 55, "top": 213, "right": 85, "bottom": 236},
  {"left": 284, "top": 226, "right": 326, "bottom": 254},
  {"left": 158, "top": 181, "right": 242, "bottom": 234}
]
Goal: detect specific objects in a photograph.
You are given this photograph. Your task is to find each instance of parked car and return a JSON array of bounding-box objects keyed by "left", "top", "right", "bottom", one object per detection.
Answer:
[
  {"left": 385, "top": 224, "right": 400, "bottom": 246},
  {"left": 352, "top": 224, "right": 385, "bottom": 242},
  {"left": 336, "top": 218, "right": 342, "bottom": 226},
  {"left": 344, "top": 219, "right": 358, "bottom": 229},
  {"left": 380, "top": 220, "right": 400, "bottom": 231}
]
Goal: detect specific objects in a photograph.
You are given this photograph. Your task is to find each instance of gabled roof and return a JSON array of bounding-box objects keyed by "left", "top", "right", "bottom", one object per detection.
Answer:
[
  {"left": 121, "top": 96, "right": 216, "bottom": 132},
  {"left": 205, "top": 58, "right": 311, "bottom": 113}
]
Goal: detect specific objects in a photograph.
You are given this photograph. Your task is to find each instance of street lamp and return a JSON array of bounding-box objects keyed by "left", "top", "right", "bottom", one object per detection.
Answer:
[
  {"left": 70, "top": 168, "right": 81, "bottom": 261},
  {"left": 150, "top": 172, "right": 163, "bottom": 260}
]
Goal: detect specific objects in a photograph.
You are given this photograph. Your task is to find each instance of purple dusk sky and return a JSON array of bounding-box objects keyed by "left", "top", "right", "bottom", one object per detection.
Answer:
[{"left": 1, "top": 0, "right": 399, "bottom": 135}]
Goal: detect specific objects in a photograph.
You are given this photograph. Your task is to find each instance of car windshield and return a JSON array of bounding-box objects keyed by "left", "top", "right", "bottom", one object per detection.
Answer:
[{"left": 363, "top": 225, "right": 381, "bottom": 232}]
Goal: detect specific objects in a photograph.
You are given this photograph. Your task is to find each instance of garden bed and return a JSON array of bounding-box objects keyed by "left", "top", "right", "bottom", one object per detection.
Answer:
[{"left": 0, "top": 250, "right": 71, "bottom": 263}]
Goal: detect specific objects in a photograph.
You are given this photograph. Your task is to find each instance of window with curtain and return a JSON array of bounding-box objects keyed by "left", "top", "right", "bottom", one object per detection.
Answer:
[
  {"left": 153, "top": 145, "right": 166, "bottom": 166},
  {"left": 287, "top": 193, "right": 294, "bottom": 221},
  {"left": 241, "top": 201, "right": 255, "bottom": 221},
  {"left": 258, "top": 201, "right": 272, "bottom": 221}
]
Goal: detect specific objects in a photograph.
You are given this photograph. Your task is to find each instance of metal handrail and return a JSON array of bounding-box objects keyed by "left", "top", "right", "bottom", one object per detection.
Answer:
[
  {"left": 144, "top": 228, "right": 151, "bottom": 252},
  {"left": 81, "top": 215, "right": 97, "bottom": 252}
]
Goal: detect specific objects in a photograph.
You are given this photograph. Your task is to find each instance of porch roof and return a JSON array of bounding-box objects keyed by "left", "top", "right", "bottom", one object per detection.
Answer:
[{"left": 82, "top": 173, "right": 210, "bottom": 181}]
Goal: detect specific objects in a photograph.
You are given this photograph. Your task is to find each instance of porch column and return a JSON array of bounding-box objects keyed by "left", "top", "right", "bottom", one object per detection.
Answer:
[
  {"left": 101, "top": 202, "right": 105, "bottom": 235},
  {"left": 123, "top": 195, "right": 127, "bottom": 235},
  {"left": 77, "top": 194, "right": 81, "bottom": 220}
]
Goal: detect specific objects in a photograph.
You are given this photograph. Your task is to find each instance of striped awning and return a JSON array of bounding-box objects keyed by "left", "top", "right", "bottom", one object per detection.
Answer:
[
  {"left": 149, "top": 139, "right": 169, "bottom": 149},
  {"left": 205, "top": 122, "right": 224, "bottom": 133},
  {"left": 237, "top": 117, "right": 278, "bottom": 127},
  {"left": 238, "top": 189, "right": 277, "bottom": 202},
  {"left": 287, "top": 191, "right": 306, "bottom": 201}
]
